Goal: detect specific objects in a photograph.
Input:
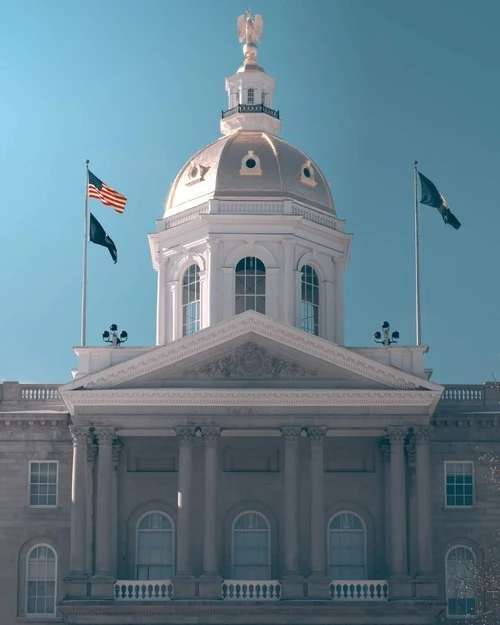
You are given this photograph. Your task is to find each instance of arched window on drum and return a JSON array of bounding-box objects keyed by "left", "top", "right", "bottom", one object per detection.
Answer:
[
  {"left": 235, "top": 257, "right": 265, "bottom": 314},
  {"left": 182, "top": 264, "right": 200, "bottom": 336},
  {"left": 300, "top": 265, "right": 319, "bottom": 335}
]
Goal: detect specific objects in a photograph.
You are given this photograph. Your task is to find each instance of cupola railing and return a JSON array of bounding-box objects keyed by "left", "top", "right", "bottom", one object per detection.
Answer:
[{"left": 221, "top": 103, "right": 280, "bottom": 119}]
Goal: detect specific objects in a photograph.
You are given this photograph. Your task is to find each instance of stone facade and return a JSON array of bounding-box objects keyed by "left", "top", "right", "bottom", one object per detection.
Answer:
[{"left": 1, "top": 378, "right": 499, "bottom": 624}]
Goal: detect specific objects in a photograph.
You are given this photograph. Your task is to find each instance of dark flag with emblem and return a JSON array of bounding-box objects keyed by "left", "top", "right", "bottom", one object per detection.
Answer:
[
  {"left": 89, "top": 213, "right": 118, "bottom": 263},
  {"left": 417, "top": 171, "right": 461, "bottom": 230}
]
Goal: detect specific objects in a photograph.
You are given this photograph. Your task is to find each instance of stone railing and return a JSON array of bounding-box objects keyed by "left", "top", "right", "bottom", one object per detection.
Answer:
[
  {"left": 20, "top": 385, "right": 61, "bottom": 401},
  {"left": 114, "top": 580, "right": 173, "bottom": 601},
  {"left": 329, "top": 580, "right": 389, "bottom": 601},
  {"left": 440, "top": 385, "right": 484, "bottom": 403},
  {"left": 221, "top": 579, "right": 281, "bottom": 601}
]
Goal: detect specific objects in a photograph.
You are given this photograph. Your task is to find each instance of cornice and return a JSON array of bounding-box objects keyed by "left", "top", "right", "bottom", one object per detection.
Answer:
[
  {"left": 60, "top": 311, "right": 443, "bottom": 396},
  {"left": 61, "top": 388, "right": 442, "bottom": 414}
]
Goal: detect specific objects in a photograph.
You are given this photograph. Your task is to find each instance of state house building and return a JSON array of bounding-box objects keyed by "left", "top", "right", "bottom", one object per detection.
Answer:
[{"left": 1, "top": 12, "right": 499, "bottom": 625}]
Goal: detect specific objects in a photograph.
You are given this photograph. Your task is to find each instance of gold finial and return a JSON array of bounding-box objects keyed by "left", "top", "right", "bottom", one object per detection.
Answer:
[{"left": 237, "top": 11, "right": 263, "bottom": 66}]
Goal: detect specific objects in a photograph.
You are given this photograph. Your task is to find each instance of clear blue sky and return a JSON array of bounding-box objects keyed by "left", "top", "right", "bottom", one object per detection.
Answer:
[{"left": 1, "top": 0, "right": 499, "bottom": 384}]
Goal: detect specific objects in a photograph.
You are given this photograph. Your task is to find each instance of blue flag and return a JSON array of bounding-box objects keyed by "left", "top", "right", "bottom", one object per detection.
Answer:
[{"left": 418, "top": 171, "right": 461, "bottom": 230}]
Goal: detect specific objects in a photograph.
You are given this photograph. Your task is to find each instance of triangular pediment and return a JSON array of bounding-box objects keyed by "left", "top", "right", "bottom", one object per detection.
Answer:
[{"left": 61, "top": 311, "right": 442, "bottom": 394}]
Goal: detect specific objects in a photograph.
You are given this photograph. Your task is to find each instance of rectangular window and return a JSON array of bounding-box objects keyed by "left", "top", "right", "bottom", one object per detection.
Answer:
[
  {"left": 445, "top": 461, "right": 474, "bottom": 508},
  {"left": 247, "top": 88, "right": 255, "bottom": 104},
  {"left": 29, "top": 461, "right": 58, "bottom": 507}
]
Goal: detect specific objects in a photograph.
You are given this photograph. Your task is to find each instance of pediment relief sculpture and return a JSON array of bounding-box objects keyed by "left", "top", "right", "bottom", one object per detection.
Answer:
[{"left": 183, "top": 342, "right": 318, "bottom": 379}]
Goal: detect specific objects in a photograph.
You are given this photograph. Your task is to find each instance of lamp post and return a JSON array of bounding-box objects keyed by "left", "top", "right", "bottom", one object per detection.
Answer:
[
  {"left": 102, "top": 323, "right": 128, "bottom": 347},
  {"left": 374, "top": 321, "right": 399, "bottom": 347}
]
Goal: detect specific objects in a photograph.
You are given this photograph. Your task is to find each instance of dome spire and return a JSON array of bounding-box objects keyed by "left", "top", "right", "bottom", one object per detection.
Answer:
[
  {"left": 237, "top": 11, "right": 264, "bottom": 70},
  {"left": 220, "top": 12, "right": 280, "bottom": 136}
]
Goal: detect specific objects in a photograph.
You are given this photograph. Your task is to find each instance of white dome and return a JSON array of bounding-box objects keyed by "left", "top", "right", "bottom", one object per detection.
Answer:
[{"left": 165, "top": 131, "right": 335, "bottom": 216}]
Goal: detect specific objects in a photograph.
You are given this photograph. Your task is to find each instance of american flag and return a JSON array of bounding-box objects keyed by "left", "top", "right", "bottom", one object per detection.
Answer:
[{"left": 88, "top": 170, "right": 127, "bottom": 214}]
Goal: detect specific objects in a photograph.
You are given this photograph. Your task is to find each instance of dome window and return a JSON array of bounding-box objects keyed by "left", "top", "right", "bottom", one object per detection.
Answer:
[
  {"left": 300, "top": 160, "right": 317, "bottom": 188},
  {"left": 240, "top": 150, "right": 262, "bottom": 176},
  {"left": 186, "top": 161, "right": 209, "bottom": 186}
]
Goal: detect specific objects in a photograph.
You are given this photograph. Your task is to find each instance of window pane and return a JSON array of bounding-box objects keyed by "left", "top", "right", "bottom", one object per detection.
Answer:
[
  {"left": 136, "top": 513, "right": 174, "bottom": 580},
  {"left": 235, "top": 258, "right": 266, "bottom": 314},
  {"left": 26, "top": 546, "right": 56, "bottom": 614},
  {"left": 300, "top": 265, "right": 319, "bottom": 335},
  {"left": 445, "top": 462, "right": 474, "bottom": 507},
  {"left": 232, "top": 512, "right": 270, "bottom": 579},
  {"left": 182, "top": 264, "right": 200, "bottom": 336},
  {"left": 328, "top": 513, "right": 366, "bottom": 580}
]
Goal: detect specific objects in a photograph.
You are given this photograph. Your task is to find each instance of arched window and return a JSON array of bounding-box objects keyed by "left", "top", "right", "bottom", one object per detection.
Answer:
[
  {"left": 136, "top": 512, "right": 174, "bottom": 580},
  {"left": 182, "top": 264, "right": 200, "bottom": 336},
  {"left": 232, "top": 511, "right": 270, "bottom": 579},
  {"left": 446, "top": 546, "right": 476, "bottom": 617},
  {"left": 328, "top": 512, "right": 366, "bottom": 580},
  {"left": 301, "top": 265, "right": 319, "bottom": 335},
  {"left": 235, "top": 257, "right": 265, "bottom": 314},
  {"left": 26, "top": 544, "right": 56, "bottom": 615}
]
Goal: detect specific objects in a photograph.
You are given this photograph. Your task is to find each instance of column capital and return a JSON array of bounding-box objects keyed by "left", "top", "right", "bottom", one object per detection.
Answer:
[
  {"left": 94, "top": 425, "right": 116, "bottom": 445},
  {"left": 87, "top": 443, "right": 98, "bottom": 464},
  {"left": 379, "top": 436, "right": 391, "bottom": 462},
  {"left": 281, "top": 425, "right": 302, "bottom": 440},
  {"left": 69, "top": 425, "right": 89, "bottom": 446},
  {"left": 386, "top": 426, "right": 407, "bottom": 444},
  {"left": 306, "top": 426, "right": 328, "bottom": 442},
  {"left": 200, "top": 425, "right": 221, "bottom": 442},
  {"left": 112, "top": 439, "right": 123, "bottom": 467},
  {"left": 175, "top": 425, "right": 197, "bottom": 445},
  {"left": 413, "top": 425, "right": 431, "bottom": 444}
]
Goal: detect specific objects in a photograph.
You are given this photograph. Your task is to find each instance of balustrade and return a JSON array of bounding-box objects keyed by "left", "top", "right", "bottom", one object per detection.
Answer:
[
  {"left": 20, "top": 385, "right": 60, "bottom": 400},
  {"left": 221, "top": 580, "right": 281, "bottom": 601},
  {"left": 441, "top": 385, "right": 483, "bottom": 402},
  {"left": 329, "top": 580, "right": 389, "bottom": 601},
  {"left": 114, "top": 580, "right": 173, "bottom": 601}
]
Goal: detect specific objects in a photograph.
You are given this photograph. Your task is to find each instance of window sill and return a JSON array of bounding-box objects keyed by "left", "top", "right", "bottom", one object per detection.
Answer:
[
  {"left": 17, "top": 617, "right": 63, "bottom": 624},
  {"left": 23, "top": 506, "right": 62, "bottom": 513}
]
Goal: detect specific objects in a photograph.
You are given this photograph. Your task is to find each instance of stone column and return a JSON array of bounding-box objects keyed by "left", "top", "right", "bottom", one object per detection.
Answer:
[
  {"left": 282, "top": 240, "right": 295, "bottom": 326},
  {"left": 68, "top": 425, "right": 88, "bottom": 578},
  {"left": 93, "top": 426, "right": 115, "bottom": 579},
  {"left": 85, "top": 439, "right": 97, "bottom": 577},
  {"left": 380, "top": 437, "right": 391, "bottom": 577},
  {"left": 414, "top": 426, "right": 433, "bottom": 575},
  {"left": 199, "top": 426, "right": 221, "bottom": 599},
  {"left": 201, "top": 426, "right": 221, "bottom": 576},
  {"left": 281, "top": 426, "right": 301, "bottom": 576},
  {"left": 323, "top": 279, "right": 335, "bottom": 341},
  {"left": 333, "top": 260, "right": 345, "bottom": 345},
  {"left": 167, "top": 280, "right": 178, "bottom": 342},
  {"left": 175, "top": 426, "right": 196, "bottom": 578},
  {"left": 387, "top": 427, "right": 408, "bottom": 579},
  {"left": 156, "top": 258, "right": 166, "bottom": 345},
  {"left": 307, "top": 426, "right": 327, "bottom": 579},
  {"left": 111, "top": 438, "right": 122, "bottom": 579}
]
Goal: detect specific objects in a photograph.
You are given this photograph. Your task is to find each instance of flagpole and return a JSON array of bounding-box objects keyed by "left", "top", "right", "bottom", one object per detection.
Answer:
[
  {"left": 414, "top": 160, "right": 422, "bottom": 346},
  {"left": 81, "top": 159, "right": 90, "bottom": 346}
]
